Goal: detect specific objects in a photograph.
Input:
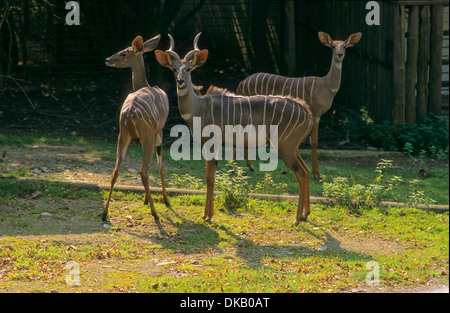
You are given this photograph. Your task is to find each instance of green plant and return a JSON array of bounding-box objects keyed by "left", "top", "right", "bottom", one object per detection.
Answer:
[
  {"left": 215, "top": 160, "right": 249, "bottom": 211},
  {"left": 251, "top": 173, "right": 288, "bottom": 195},
  {"left": 408, "top": 179, "right": 437, "bottom": 205}
]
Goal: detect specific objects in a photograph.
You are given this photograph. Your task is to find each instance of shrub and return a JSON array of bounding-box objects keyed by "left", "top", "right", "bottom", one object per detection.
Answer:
[{"left": 339, "top": 108, "right": 449, "bottom": 158}]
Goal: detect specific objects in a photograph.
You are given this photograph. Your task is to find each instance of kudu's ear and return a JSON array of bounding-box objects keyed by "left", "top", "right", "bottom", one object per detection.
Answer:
[
  {"left": 132, "top": 36, "right": 144, "bottom": 54},
  {"left": 143, "top": 34, "right": 161, "bottom": 53},
  {"left": 155, "top": 50, "right": 173, "bottom": 68},
  {"left": 318, "top": 32, "right": 333, "bottom": 47},
  {"left": 192, "top": 49, "right": 208, "bottom": 68},
  {"left": 344, "top": 32, "right": 362, "bottom": 47}
]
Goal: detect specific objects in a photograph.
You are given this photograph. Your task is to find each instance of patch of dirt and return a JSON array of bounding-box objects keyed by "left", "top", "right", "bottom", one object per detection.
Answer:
[
  {"left": 326, "top": 232, "right": 408, "bottom": 256},
  {"left": 1, "top": 143, "right": 150, "bottom": 187},
  {"left": 0, "top": 198, "right": 106, "bottom": 237}
]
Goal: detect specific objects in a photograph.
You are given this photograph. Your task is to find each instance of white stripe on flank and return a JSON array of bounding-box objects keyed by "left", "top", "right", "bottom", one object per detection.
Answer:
[
  {"left": 239, "top": 98, "right": 242, "bottom": 126},
  {"left": 261, "top": 73, "right": 268, "bottom": 94},
  {"left": 140, "top": 95, "right": 158, "bottom": 124},
  {"left": 298, "top": 107, "right": 307, "bottom": 127},
  {"left": 284, "top": 102, "right": 302, "bottom": 140},
  {"left": 270, "top": 98, "right": 278, "bottom": 125},
  {"left": 133, "top": 106, "right": 153, "bottom": 129},
  {"left": 280, "top": 102, "right": 295, "bottom": 140},
  {"left": 277, "top": 98, "right": 287, "bottom": 125},
  {"left": 295, "top": 78, "right": 300, "bottom": 98},
  {"left": 247, "top": 76, "right": 252, "bottom": 95},
  {"left": 133, "top": 97, "right": 154, "bottom": 127},
  {"left": 254, "top": 73, "right": 262, "bottom": 95},
  {"left": 247, "top": 98, "right": 252, "bottom": 125},
  {"left": 158, "top": 93, "right": 165, "bottom": 116},
  {"left": 150, "top": 89, "right": 156, "bottom": 103},
  {"left": 132, "top": 118, "right": 140, "bottom": 138},
  {"left": 262, "top": 96, "right": 268, "bottom": 125},
  {"left": 271, "top": 76, "right": 278, "bottom": 95},
  {"left": 289, "top": 78, "right": 295, "bottom": 96},
  {"left": 265, "top": 74, "right": 273, "bottom": 95},
  {"left": 281, "top": 78, "right": 289, "bottom": 96}
]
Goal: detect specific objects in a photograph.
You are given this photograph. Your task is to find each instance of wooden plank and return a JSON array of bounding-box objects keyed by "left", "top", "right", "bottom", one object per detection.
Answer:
[
  {"left": 392, "top": 4, "right": 406, "bottom": 124},
  {"left": 428, "top": 4, "right": 444, "bottom": 115},
  {"left": 2, "top": 178, "right": 449, "bottom": 211},
  {"left": 416, "top": 5, "right": 431, "bottom": 123},
  {"left": 283, "top": 0, "right": 296, "bottom": 76},
  {"left": 405, "top": 5, "right": 420, "bottom": 125}
]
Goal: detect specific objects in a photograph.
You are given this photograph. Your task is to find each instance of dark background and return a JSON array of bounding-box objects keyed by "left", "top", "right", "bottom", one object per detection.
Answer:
[{"left": 0, "top": 0, "right": 448, "bottom": 142}]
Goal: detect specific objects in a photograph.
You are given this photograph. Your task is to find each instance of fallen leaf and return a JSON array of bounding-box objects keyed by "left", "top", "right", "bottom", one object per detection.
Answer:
[{"left": 31, "top": 191, "right": 42, "bottom": 199}]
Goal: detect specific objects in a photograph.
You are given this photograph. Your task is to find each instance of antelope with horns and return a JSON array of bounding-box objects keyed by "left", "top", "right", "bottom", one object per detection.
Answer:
[
  {"left": 103, "top": 34, "right": 170, "bottom": 221},
  {"left": 155, "top": 33, "right": 313, "bottom": 225},
  {"left": 237, "top": 32, "right": 362, "bottom": 179}
]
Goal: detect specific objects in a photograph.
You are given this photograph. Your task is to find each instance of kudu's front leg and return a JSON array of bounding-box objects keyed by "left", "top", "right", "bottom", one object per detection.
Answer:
[
  {"left": 309, "top": 118, "right": 320, "bottom": 180},
  {"left": 102, "top": 132, "right": 131, "bottom": 221},
  {"left": 203, "top": 159, "right": 218, "bottom": 221}
]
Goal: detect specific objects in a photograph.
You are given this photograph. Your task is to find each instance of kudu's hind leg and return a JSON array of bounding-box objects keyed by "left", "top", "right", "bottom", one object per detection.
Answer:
[
  {"left": 140, "top": 137, "right": 159, "bottom": 220},
  {"left": 155, "top": 132, "right": 170, "bottom": 208},
  {"left": 279, "top": 147, "right": 310, "bottom": 225}
]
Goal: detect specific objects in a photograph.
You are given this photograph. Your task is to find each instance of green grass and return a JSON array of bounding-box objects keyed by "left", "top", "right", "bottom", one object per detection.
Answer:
[
  {"left": 0, "top": 191, "right": 447, "bottom": 292},
  {"left": 0, "top": 133, "right": 448, "bottom": 292}
]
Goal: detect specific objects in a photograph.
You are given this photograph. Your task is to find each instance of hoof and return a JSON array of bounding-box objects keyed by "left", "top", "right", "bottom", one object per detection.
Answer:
[
  {"left": 294, "top": 217, "right": 307, "bottom": 225},
  {"left": 202, "top": 215, "right": 212, "bottom": 222}
]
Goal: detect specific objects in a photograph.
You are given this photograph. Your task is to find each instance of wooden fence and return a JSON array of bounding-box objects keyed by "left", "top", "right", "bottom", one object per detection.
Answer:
[{"left": 391, "top": 0, "right": 446, "bottom": 124}]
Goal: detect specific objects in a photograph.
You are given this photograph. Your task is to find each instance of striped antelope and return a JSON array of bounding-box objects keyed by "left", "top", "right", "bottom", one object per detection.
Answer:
[
  {"left": 155, "top": 33, "right": 313, "bottom": 225},
  {"left": 237, "top": 32, "right": 362, "bottom": 179},
  {"left": 103, "top": 34, "right": 170, "bottom": 222}
]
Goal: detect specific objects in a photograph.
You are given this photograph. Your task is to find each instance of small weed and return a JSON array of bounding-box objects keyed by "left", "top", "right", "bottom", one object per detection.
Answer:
[
  {"left": 168, "top": 173, "right": 205, "bottom": 190},
  {"left": 252, "top": 173, "right": 288, "bottom": 195}
]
